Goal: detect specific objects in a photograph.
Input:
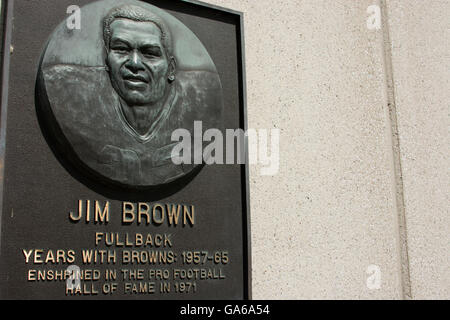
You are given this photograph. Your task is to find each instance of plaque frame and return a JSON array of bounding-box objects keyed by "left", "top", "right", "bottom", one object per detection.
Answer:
[{"left": 0, "top": 0, "right": 251, "bottom": 300}]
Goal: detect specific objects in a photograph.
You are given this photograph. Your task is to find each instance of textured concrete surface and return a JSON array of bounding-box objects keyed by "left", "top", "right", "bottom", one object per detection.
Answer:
[
  {"left": 205, "top": 0, "right": 404, "bottom": 299},
  {"left": 386, "top": 0, "right": 450, "bottom": 299}
]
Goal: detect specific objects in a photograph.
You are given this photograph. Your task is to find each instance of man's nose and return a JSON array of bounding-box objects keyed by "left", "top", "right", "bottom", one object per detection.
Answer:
[{"left": 125, "top": 50, "right": 145, "bottom": 72}]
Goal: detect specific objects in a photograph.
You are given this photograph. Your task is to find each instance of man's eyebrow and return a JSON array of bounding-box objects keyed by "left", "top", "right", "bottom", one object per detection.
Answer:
[
  {"left": 140, "top": 44, "right": 162, "bottom": 50},
  {"left": 110, "top": 38, "right": 132, "bottom": 47}
]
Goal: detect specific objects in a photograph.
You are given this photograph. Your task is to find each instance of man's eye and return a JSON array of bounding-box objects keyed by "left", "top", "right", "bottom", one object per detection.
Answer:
[
  {"left": 113, "top": 47, "right": 129, "bottom": 53},
  {"left": 142, "top": 50, "right": 161, "bottom": 58}
]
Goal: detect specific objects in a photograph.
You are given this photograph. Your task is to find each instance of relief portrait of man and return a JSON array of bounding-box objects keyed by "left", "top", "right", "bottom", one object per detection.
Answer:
[{"left": 36, "top": 0, "right": 224, "bottom": 188}]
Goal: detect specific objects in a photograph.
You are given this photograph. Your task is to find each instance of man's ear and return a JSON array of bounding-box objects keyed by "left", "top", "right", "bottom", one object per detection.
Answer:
[
  {"left": 103, "top": 41, "right": 110, "bottom": 71},
  {"left": 105, "top": 57, "right": 110, "bottom": 72},
  {"left": 168, "top": 56, "right": 177, "bottom": 82}
]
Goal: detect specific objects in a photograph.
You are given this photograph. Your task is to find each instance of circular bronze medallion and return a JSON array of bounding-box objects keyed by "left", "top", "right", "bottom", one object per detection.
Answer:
[{"left": 36, "top": 0, "right": 224, "bottom": 188}]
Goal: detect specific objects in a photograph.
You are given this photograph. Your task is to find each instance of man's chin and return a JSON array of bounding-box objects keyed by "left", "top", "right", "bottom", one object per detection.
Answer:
[
  {"left": 121, "top": 93, "right": 152, "bottom": 106},
  {"left": 120, "top": 91, "right": 166, "bottom": 107}
]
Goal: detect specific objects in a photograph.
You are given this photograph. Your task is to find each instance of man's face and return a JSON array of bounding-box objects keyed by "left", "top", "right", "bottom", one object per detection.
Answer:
[{"left": 106, "top": 19, "right": 170, "bottom": 106}]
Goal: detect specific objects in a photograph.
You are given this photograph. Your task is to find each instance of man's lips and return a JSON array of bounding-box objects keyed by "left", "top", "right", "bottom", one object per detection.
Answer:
[{"left": 122, "top": 74, "right": 149, "bottom": 84}]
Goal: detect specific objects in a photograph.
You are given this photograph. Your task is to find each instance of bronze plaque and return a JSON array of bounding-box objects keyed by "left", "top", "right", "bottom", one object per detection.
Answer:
[{"left": 0, "top": 0, "right": 250, "bottom": 299}]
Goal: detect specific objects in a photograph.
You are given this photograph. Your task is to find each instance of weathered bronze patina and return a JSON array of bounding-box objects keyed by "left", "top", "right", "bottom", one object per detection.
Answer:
[{"left": 36, "top": 0, "right": 224, "bottom": 188}]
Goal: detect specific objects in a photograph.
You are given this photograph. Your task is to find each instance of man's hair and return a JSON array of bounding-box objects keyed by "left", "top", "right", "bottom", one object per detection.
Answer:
[{"left": 103, "top": 5, "right": 173, "bottom": 57}]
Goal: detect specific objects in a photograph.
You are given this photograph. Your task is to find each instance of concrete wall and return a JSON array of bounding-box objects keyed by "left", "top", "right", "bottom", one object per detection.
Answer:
[
  {"left": 386, "top": 0, "right": 450, "bottom": 300},
  {"left": 204, "top": 0, "right": 449, "bottom": 299}
]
